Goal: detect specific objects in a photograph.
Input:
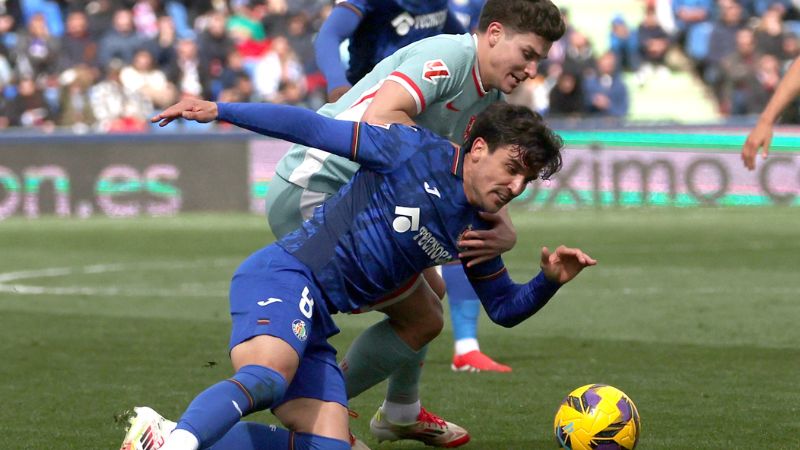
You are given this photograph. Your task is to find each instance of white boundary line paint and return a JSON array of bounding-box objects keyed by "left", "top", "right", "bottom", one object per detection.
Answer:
[{"left": 0, "top": 259, "right": 238, "bottom": 297}]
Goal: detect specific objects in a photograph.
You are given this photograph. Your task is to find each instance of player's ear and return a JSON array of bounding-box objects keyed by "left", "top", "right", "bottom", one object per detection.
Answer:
[
  {"left": 487, "top": 22, "right": 503, "bottom": 46},
  {"left": 470, "top": 137, "right": 487, "bottom": 160}
]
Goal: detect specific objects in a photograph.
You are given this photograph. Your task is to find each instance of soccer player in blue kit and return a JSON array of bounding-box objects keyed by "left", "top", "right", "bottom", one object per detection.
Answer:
[
  {"left": 315, "top": 0, "right": 466, "bottom": 102},
  {"left": 120, "top": 99, "right": 595, "bottom": 450}
]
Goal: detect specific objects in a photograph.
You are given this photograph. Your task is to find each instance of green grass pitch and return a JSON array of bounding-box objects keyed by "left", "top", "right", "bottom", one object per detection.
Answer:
[{"left": 1, "top": 208, "right": 798, "bottom": 449}]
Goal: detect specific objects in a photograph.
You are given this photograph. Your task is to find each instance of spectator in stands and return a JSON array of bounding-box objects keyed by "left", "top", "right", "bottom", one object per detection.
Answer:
[
  {"left": 548, "top": 70, "right": 585, "bottom": 118},
  {"left": 745, "top": 0, "right": 795, "bottom": 17},
  {"left": 746, "top": 53, "right": 783, "bottom": 112},
  {"left": 583, "top": 51, "right": 629, "bottom": 118},
  {"left": 754, "top": 6, "right": 786, "bottom": 57},
  {"left": 197, "top": 10, "right": 233, "bottom": 78},
  {"left": 97, "top": 8, "right": 148, "bottom": 67},
  {"left": 89, "top": 58, "right": 151, "bottom": 132},
  {"left": 7, "top": 76, "right": 55, "bottom": 129},
  {"left": 120, "top": 48, "right": 176, "bottom": 109},
  {"left": 227, "top": 0, "right": 267, "bottom": 42},
  {"left": 219, "top": 49, "right": 249, "bottom": 92},
  {"left": 149, "top": 14, "right": 178, "bottom": 70},
  {"left": 671, "top": 0, "right": 713, "bottom": 45},
  {"left": 58, "top": 10, "right": 97, "bottom": 72},
  {"left": 57, "top": 64, "right": 96, "bottom": 132},
  {"left": 82, "top": 0, "right": 119, "bottom": 40},
  {"left": 0, "top": 12, "right": 17, "bottom": 54},
  {"left": 703, "top": 0, "right": 747, "bottom": 105},
  {"left": 719, "top": 27, "right": 760, "bottom": 113},
  {"left": 609, "top": 14, "right": 640, "bottom": 73},
  {"left": 21, "top": 0, "right": 64, "bottom": 38},
  {"left": 563, "top": 30, "right": 596, "bottom": 78},
  {"left": 164, "top": 37, "right": 207, "bottom": 99},
  {"left": 14, "top": 12, "right": 60, "bottom": 80},
  {"left": 253, "top": 35, "right": 305, "bottom": 103},
  {"left": 132, "top": 0, "right": 161, "bottom": 38},
  {"left": 637, "top": 4, "right": 672, "bottom": 84},
  {"left": 780, "top": 32, "right": 800, "bottom": 68}
]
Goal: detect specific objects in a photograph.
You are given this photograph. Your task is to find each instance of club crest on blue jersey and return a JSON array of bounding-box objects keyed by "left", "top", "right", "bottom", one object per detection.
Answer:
[{"left": 291, "top": 319, "right": 308, "bottom": 341}]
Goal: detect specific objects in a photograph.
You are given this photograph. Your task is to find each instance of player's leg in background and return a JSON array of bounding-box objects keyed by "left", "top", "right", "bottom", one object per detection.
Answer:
[
  {"left": 340, "top": 271, "right": 469, "bottom": 447},
  {"left": 442, "top": 263, "right": 512, "bottom": 373}
]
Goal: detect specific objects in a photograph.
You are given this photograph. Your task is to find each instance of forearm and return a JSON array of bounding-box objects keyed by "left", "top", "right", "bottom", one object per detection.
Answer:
[
  {"left": 759, "top": 57, "right": 800, "bottom": 125},
  {"left": 472, "top": 269, "right": 561, "bottom": 328},
  {"left": 217, "top": 102, "right": 356, "bottom": 158},
  {"left": 315, "top": 6, "right": 360, "bottom": 93}
]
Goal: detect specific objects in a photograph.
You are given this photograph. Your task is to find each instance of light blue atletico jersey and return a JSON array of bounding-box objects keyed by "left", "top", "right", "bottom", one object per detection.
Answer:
[{"left": 275, "top": 33, "right": 504, "bottom": 196}]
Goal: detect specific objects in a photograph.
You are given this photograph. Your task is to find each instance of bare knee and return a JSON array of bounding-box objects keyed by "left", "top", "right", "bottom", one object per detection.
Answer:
[
  {"left": 382, "top": 281, "right": 443, "bottom": 349},
  {"left": 274, "top": 398, "right": 350, "bottom": 442}
]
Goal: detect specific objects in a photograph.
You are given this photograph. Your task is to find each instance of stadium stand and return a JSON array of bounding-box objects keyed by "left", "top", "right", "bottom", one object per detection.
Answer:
[{"left": 1, "top": 0, "right": 800, "bottom": 132}]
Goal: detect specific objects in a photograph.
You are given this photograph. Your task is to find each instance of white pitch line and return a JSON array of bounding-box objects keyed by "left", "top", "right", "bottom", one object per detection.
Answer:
[{"left": 0, "top": 259, "right": 238, "bottom": 298}]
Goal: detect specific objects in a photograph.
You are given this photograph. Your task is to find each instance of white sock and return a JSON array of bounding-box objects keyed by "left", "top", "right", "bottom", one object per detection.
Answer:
[
  {"left": 454, "top": 338, "right": 480, "bottom": 356},
  {"left": 161, "top": 429, "right": 199, "bottom": 450},
  {"left": 382, "top": 399, "right": 421, "bottom": 425}
]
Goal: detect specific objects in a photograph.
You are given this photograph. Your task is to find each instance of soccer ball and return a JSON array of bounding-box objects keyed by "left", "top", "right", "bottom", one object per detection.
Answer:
[{"left": 553, "top": 384, "right": 640, "bottom": 450}]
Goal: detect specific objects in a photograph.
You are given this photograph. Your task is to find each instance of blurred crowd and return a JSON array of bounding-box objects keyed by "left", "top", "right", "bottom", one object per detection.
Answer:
[
  {"left": 511, "top": 0, "right": 800, "bottom": 122},
  {"left": 2, "top": 0, "right": 800, "bottom": 133},
  {"left": 0, "top": 0, "right": 330, "bottom": 132}
]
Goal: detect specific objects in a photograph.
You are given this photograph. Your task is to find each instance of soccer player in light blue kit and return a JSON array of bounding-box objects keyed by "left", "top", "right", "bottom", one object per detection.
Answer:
[
  {"left": 266, "top": 3, "right": 566, "bottom": 445},
  {"left": 121, "top": 98, "right": 595, "bottom": 450},
  {"left": 316, "top": 0, "right": 518, "bottom": 380},
  {"left": 315, "top": 0, "right": 466, "bottom": 102}
]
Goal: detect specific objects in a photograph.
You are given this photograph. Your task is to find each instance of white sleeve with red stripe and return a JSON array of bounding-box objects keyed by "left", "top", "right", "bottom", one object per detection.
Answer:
[{"left": 382, "top": 37, "right": 474, "bottom": 116}]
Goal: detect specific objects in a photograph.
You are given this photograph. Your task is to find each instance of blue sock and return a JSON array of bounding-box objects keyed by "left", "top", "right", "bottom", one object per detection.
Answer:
[
  {"left": 442, "top": 264, "right": 480, "bottom": 342},
  {"left": 209, "top": 422, "right": 350, "bottom": 450},
  {"left": 175, "top": 365, "right": 287, "bottom": 448}
]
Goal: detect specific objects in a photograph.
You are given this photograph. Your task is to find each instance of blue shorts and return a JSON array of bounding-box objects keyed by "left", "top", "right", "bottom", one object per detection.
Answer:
[{"left": 229, "top": 245, "right": 347, "bottom": 408}]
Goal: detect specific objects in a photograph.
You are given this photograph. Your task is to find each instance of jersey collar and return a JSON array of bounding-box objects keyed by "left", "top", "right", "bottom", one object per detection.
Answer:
[
  {"left": 450, "top": 143, "right": 465, "bottom": 177},
  {"left": 471, "top": 34, "right": 489, "bottom": 97}
]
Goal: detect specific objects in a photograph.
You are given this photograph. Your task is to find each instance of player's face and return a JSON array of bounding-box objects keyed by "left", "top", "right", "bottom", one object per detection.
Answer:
[
  {"left": 486, "top": 23, "right": 552, "bottom": 94},
  {"left": 464, "top": 139, "right": 539, "bottom": 213}
]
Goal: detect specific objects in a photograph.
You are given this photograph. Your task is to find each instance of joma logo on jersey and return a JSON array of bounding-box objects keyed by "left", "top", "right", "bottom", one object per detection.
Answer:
[
  {"left": 422, "top": 59, "right": 450, "bottom": 84},
  {"left": 413, "top": 225, "right": 453, "bottom": 265}
]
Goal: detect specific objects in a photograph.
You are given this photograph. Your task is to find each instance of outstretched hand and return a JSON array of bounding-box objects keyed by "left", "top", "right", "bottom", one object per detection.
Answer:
[
  {"left": 150, "top": 99, "right": 219, "bottom": 128},
  {"left": 457, "top": 210, "right": 517, "bottom": 267},
  {"left": 540, "top": 245, "right": 596, "bottom": 284},
  {"left": 741, "top": 121, "right": 773, "bottom": 171}
]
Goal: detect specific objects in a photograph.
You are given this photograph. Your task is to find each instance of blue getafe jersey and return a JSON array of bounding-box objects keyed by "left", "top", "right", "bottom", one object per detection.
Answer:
[
  {"left": 277, "top": 122, "right": 499, "bottom": 314},
  {"left": 342, "top": 0, "right": 452, "bottom": 84}
]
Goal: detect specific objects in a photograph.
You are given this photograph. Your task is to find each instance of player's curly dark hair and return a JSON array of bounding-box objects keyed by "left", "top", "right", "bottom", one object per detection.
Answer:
[
  {"left": 477, "top": 0, "right": 565, "bottom": 42},
  {"left": 463, "top": 102, "right": 563, "bottom": 181}
]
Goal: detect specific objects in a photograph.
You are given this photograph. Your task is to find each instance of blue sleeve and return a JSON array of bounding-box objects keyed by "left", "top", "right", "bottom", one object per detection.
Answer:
[
  {"left": 216, "top": 102, "right": 423, "bottom": 172},
  {"left": 314, "top": 5, "right": 362, "bottom": 93},
  {"left": 465, "top": 259, "right": 562, "bottom": 328},
  {"left": 443, "top": 10, "right": 467, "bottom": 34}
]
